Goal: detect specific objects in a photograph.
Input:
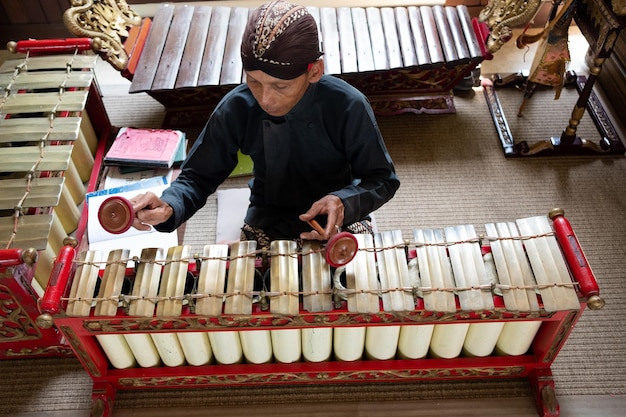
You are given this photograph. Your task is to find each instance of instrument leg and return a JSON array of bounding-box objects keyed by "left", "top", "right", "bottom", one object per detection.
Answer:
[
  {"left": 91, "top": 381, "right": 116, "bottom": 417},
  {"left": 529, "top": 367, "right": 560, "bottom": 417}
]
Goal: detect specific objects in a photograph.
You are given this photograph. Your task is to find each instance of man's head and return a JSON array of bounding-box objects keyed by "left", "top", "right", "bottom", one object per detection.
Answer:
[
  {"left": 241, "top": 1, "right": 324, "bottom": 116},
  {"left": 241, "top": 0, "right": 322, "bottom": 80}
]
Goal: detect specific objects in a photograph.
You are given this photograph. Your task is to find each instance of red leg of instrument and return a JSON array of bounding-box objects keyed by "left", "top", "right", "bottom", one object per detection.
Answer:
[
  {"left": 529, "top": 367, "right": 560, "bottom": 417},
  {"left": 91, "top": 381, "right": 116, "bottom": 417},
  {"left": 549, "top": 208, "right": 604, "bottom": 310}
]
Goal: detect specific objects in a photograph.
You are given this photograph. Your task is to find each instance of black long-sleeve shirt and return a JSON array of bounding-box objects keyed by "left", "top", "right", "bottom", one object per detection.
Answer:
[{"left": 155, "top": 75, "right": 400, "bottom": 240}]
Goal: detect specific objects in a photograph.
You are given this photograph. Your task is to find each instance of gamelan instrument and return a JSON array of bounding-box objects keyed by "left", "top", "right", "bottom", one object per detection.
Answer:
[
  {"left": 0, "top": 39, "right": 110, "bottom": 358},
  {"left": 0, "top": 42, "right": 99, "bottom": 292},
  {"left": 37, "top": 208, "right": 602, "bottom": 417},
  {"left": 63, "top": 1, "right": 488, "bottom": 126}
]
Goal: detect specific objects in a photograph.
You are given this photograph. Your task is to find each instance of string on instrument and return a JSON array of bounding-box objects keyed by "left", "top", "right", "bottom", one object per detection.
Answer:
[
  {"left": 67, "top": 231, "right": 557, "bottom": 266},
  {"left": 413, "top": 231, "right": 556, "bottom": 248},
  {"left": 0, "top": 51, "right": 28, "bottom": 110},
  {"left": 59, "top": 229, "right": 578, "bottom": 311},
  {"left": 59, "top": 281, "right": 578, "bottom": 308}
]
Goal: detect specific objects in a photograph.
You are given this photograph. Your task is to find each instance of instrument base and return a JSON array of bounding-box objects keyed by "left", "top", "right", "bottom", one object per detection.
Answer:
[{"left": 483, "top": 74, "right": 626, "bottom": 157}]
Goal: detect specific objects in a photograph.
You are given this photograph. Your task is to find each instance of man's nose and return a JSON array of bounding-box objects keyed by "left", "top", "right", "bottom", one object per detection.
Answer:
[{"left": 259, "top": 88, "right": 276, "bottom": 107}]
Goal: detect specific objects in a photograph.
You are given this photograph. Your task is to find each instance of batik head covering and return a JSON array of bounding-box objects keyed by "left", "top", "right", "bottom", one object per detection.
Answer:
[{"left": 241, "top": 0, "right": 323, "bottom": 80}]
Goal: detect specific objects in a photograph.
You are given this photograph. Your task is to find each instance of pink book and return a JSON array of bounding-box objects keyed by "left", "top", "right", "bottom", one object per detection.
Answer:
[{"left": 104, "top": 127, "right": 185, "bottom": 168}]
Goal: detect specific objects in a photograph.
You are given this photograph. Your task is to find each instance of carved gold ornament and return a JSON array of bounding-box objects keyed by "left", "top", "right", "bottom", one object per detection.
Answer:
[
  {"left": 63, "top": 0, "right": 142, "bottom": 71},
  {"left": 479, "top": 0, "right": 543, "bottom": 54}
]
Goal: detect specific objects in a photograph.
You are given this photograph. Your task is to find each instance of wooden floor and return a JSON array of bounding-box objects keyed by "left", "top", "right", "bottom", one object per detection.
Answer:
[
  {"left": 5, "top": 395, "right": 626, "bottom": 417},
  {"left": 110, "top": 395, "right": 626, "bottom": 417}
]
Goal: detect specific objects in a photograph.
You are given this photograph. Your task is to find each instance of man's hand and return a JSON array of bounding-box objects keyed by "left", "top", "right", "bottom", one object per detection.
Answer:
[
  {"left": 128, "top": 192, "right": 174, "bottom": 231},
  {"left": 299, "top": 195, "right": 344, "bottom": 241}
]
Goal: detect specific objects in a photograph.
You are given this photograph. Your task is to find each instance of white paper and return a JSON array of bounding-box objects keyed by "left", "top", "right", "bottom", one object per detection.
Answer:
[
  {"left": 103, "top": 166, "right": 174, "bottom": 190},
  {"left": 216, "top": 188, "right": 250, "bottom": 244},
  {"left": 86, "top": 177, "right": 178, "bottom": 259}
]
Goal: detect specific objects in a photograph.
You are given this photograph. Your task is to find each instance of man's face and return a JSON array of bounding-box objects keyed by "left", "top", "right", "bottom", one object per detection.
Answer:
[{"left": 245, "top": 60, "right": 323, "bottom": 117}]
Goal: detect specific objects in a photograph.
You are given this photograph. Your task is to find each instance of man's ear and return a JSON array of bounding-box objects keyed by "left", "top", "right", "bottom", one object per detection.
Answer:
[{"left": 308, "top": 59, "right": 324, "bottom": 82}]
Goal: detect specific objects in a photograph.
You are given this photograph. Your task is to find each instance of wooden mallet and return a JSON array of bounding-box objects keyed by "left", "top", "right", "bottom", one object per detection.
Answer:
[
  {"left": 98, "top": 196, "right": 135, "bottom": 234},
  {"left": 97, "top": 196, "right": 359, "bottom": 267},
  {"left": 307, "top": 219, "right": 358, "bottom": 268}
]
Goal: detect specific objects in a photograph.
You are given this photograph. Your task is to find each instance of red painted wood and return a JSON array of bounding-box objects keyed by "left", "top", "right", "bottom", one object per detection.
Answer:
[
  {"left": 550, "top": 210, "right": 601, "bottom": 302},
  {"left": 12, "top": 38, "right": 92, "bottom": 55}
]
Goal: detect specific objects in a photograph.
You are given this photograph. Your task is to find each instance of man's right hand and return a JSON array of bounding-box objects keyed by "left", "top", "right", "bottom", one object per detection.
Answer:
[{"left": 129, "top": 191, "right": 174, "bottom": 231}]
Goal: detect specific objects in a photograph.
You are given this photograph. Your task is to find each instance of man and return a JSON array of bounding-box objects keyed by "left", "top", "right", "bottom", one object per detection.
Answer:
[{"left": 130, "top": 0, "right": 399, "bottom": 249}]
